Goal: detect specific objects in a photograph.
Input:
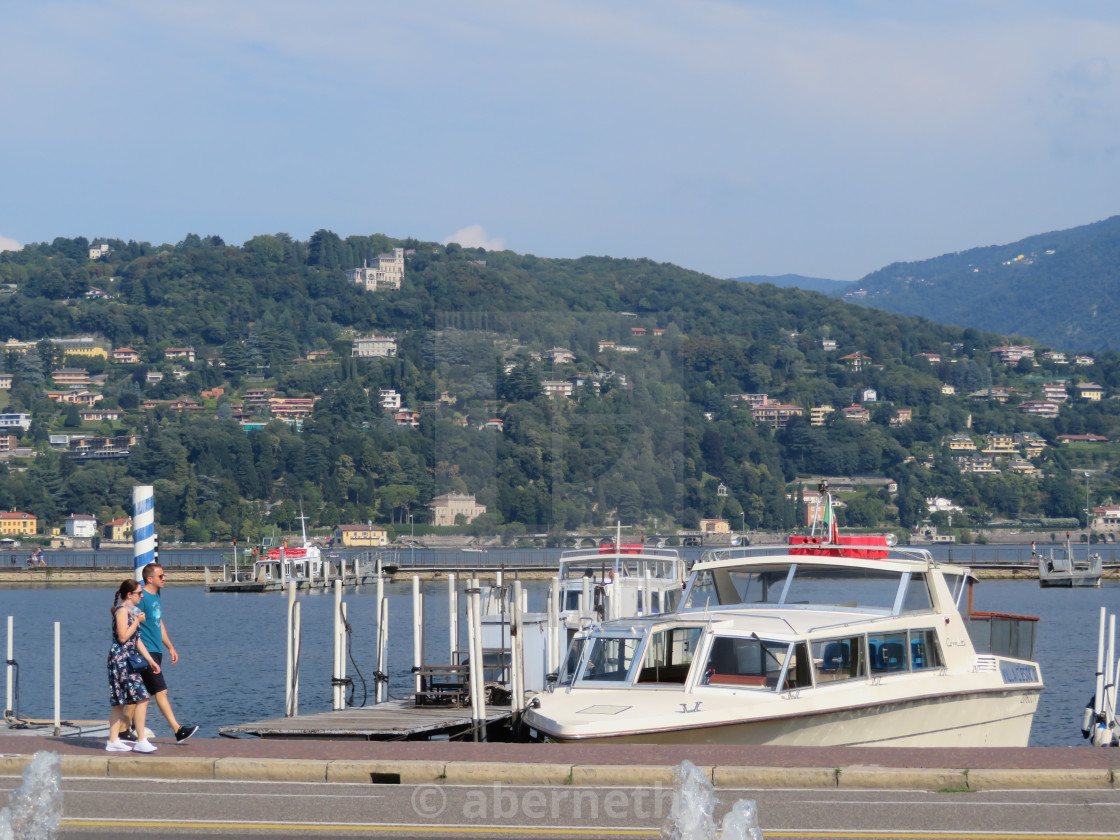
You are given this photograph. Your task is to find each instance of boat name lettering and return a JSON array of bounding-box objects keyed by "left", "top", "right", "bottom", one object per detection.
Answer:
[{"left": 998, "top": 661, "right": 1038, "bottom": 684}]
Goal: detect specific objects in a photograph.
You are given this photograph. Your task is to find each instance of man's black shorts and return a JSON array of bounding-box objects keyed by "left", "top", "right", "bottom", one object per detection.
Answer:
[{"left": 141, "top": 651, "right": 168, "bottom": 695}]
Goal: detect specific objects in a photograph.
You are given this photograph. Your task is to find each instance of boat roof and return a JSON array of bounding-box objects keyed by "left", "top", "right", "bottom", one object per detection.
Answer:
[
  {"left": 558, "top": 546, "right": 684, "bottom": 578},
  {"left": 695, "top": 544, "right": 968, "bottom": 576}
]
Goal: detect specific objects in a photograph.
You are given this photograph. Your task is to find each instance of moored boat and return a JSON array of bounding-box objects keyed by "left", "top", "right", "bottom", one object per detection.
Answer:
[
  {"left": 1036, "top": 535, "right": 1102, "bottom": 588},
  {"left": 524, "top": 522, "right": 1043, "bottom": 747}
]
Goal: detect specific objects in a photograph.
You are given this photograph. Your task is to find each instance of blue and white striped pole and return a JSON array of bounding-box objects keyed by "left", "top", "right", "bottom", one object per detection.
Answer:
[{"left": 132, "top": 485, "right": 157, "bottom": 582}]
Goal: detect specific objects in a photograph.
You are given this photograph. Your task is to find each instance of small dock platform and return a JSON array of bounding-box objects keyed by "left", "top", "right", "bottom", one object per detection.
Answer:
[
  {"left": 218, "top": 699, "right": 513, "bottom": 741},
  {"left": 204, "top": 572, "right": 380, "bottom": 593}
]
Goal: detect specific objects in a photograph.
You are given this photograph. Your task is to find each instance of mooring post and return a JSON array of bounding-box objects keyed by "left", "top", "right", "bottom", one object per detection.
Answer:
[
  {"left": 53, "top": 622, "right": 60, "bottom": 736},
  {"left": 412, "top": 576, "right": 423, "bottom": 696},
  {"left": 467, "top": 584, "right": 486, "bottom": 741},
  {"left": 1097, "top": 606, "right": 1107, "bottom": 723},
  {"left": 5, "top": 615, "right": 12, "bottom": 716},
  {"left": 447, "top": 572, "right": 458, "bottom": 663},
  {"left": 465, "top": 586, "right": 478, "bottom": 731},
  {"left": 511, "top": 580, "right": 524, "bottom": 714},
  {"left": 1109, "top": 613, "right": 1117, "bottom": 731},
  {"left": 377, "top": 593, "right": 389, "bottom": 704},
  {"left": 333, "top": 579, "right": 344, "bottom": 710},
  {"left": 291, "top": 601, "right": 301, "bottom": 716},
  {"left": 375, "top": 571, "right": 385, "bottom": 703},
  {"left": 546, "top": 577, "right": 559, "bottom": 675},
  {"left": 286, "top": 580, "right": 297, "bottom": 716}
]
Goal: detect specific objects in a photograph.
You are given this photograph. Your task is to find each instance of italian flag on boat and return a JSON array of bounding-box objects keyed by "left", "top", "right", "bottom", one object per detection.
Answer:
[
  {"left": 789, "top": 490, "right": 888, "bottom": 558},
  {"left": 824, "top": 493, "right": 840, "bottom": 544}
]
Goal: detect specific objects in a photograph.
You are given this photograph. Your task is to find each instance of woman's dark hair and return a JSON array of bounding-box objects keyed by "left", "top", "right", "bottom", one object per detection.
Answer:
[{"left": 112, "top": 578, "right": 142, "bottom": 614}]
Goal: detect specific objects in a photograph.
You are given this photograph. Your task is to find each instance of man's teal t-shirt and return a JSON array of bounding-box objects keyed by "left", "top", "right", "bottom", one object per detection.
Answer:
[{"left": 138, "top": 589, "right": 163, "bottom": 655}]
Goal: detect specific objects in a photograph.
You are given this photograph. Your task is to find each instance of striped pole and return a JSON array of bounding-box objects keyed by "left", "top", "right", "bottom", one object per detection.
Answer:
[{"left": 132, "top": 485, "right": 156, "bottom": 581}]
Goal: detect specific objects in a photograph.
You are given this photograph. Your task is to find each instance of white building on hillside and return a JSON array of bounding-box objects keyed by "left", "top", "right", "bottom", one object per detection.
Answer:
[
  {"left": 347, "top": 248, "right": 405, "bottom": 291},
  {"left": 353, "top": 336, "right": 397, "bottom": 358}
]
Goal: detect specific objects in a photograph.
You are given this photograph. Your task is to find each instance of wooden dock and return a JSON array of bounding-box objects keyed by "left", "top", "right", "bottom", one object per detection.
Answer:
[{"left": 218, "top": 699, "right": 514, "bottom": 741}]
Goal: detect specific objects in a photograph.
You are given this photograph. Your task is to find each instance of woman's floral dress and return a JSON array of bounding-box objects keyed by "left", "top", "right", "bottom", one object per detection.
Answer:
[{"left": 107, "top": 605, "right": 149, "bottom": 707}]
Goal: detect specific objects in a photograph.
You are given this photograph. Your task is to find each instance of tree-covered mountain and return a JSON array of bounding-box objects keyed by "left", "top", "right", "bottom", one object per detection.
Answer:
[
  {"left": 735, "top": 274, "right": 851, "bottom": 296},
  {"left": 839, "top": 216, "right": 1120, "bottom": 352},
  {"left": 0, "top": 231, "right": 1119, "bottom": 545}
]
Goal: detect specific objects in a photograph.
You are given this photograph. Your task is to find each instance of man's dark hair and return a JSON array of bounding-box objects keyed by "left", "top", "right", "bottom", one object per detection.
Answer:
[{"left": 142, "top": 562, "right": 164, "bottom": 583}]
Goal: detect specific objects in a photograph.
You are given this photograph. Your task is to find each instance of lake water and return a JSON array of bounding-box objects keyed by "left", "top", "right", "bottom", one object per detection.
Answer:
[{"left": 2, "top": 575, "right": 1117, "bottom": 747}]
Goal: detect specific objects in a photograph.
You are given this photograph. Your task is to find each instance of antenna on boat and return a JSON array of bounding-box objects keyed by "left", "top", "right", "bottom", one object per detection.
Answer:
[{"left": 297, "top": 502, "right": 309, "bottom": 546}]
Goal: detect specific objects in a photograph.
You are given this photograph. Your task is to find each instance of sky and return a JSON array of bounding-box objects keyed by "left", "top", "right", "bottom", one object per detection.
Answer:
[{"left": 2, "top": 1, "right": 1119, "bottom": 281}]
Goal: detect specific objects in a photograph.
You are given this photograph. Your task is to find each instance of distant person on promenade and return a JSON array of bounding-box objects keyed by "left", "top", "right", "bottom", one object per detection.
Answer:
[
  {"left": 125, "top": 562, "right": 198, "bottom": 744},
  {"left": 106, "top": 579, "right": 159, "bottom": 753}
]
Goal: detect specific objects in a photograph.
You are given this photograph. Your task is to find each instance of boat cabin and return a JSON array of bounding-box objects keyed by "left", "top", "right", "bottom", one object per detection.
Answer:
[{"left": 553, "top": 548, "right": 1033, "bottom": 696}]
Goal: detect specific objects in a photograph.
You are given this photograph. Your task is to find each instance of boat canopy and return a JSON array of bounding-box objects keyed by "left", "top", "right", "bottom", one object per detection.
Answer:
[{"left": 682, "top": 559, "right": 936, "bottom": 616}]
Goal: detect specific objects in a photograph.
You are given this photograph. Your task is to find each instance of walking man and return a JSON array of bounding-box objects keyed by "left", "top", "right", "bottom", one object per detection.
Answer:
[{"left": 126, "top": 562, "right": 198, "bottom": 743}]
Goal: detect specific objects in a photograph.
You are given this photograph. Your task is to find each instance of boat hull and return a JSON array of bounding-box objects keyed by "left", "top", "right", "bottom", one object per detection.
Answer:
[
  {"left": 527, "top": 688, "right": 1040, "bottom": 748},
  {"left": 1039, "top": 574, "right": 1101, "bottom": 588}
]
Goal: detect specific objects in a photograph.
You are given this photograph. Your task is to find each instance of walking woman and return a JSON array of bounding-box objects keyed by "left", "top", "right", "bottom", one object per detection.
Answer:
[{"left": 106, "top": 579, "right": 160, "bottom": 752}]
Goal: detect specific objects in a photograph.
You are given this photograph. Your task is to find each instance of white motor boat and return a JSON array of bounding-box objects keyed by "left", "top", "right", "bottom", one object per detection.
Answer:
[
  {"left": 555, "top": 540, "right": 686, "bottom": 630},
  {"left": 524, "top": 537, "right": 1043, "bottom": 747}
]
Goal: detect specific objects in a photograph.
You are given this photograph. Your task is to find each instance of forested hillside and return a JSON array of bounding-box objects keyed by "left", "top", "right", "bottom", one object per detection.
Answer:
[
  {"left": 735, "top": 274, "right": 851, "bottom": 296},
  {"left": 842, "top": 216, "right": 1120, "bottom": 352},
  {"left": 1, "top": 231, "right": 1119, "bottom": 545}
]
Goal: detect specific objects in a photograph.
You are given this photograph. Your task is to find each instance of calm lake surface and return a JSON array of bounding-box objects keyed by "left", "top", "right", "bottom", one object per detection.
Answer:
[{"left": 2, "top": 576, "right": 1117, "bottom": 747}]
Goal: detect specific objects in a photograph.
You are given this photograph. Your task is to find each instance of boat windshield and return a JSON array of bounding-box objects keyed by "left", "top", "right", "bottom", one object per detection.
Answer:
[
  {"left": 684, "top": 562, "right": 928, "bottom": 614},
  {"left": 558, "top": 637, "right": 588, "bottom": 687},
  {"left": 578, "top": 634, "right": 643, "bottom": 684}
]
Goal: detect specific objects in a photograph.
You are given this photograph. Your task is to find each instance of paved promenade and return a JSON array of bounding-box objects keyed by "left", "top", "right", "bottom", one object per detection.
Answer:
[{"left": 4, "top": 733, "right": 1120, "bottom": 791}]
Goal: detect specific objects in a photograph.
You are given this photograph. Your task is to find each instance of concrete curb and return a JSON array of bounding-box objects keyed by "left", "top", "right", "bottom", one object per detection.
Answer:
[
  {"left": 444, "top": 761, "right": 570, "bottom": 786},
  {"left": 6, "top": 753, "right": 1120, "bottom": 791},
  {"left": 714, "top": 765, "right": 837, "bottom": 788},
  {"left": 326, "top": 759, "right": 446, "bottom": 784},
  {"left": 571, "top": 764, "right": 701, "bottom": 787},
  {"left": 838, "top": 766, "right": 967, "bottom": 790},
  {"left": 214, "top": 757, "right": 330, "bottom": 783},
  {"left": 966, "top": 768, "right": 1114, "bottom": 790}
]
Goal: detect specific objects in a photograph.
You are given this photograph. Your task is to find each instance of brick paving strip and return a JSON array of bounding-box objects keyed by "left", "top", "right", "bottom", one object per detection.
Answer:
[{"left": 3, "top": 734, "right": 1120, "bottom": 791}]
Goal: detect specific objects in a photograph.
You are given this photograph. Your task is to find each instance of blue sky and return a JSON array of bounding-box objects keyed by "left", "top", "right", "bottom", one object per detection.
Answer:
[{"left": 3, "top": 1, "right": 1119, "bottom": 281}]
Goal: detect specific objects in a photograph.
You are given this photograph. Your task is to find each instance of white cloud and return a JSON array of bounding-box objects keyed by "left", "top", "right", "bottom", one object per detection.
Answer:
[
  {"left": 0, "top": 235, "right": 22, "bottom": 253},
  {"left": 443, "top": 225, "right": 505, "bottom": 251}
]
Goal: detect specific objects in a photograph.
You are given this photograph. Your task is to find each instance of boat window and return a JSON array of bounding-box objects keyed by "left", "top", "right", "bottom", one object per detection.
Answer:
[
  {"left": 942, "top": 570, "right": 967, "bottom": 608},
  {"left": 558, "top": 638, "right": 588, "bottom": 687},
  {"left": 909, "top": 628, "right": 944, "bottom": 671},
  {"left": 700, "top": 635, "right": 791, "bottom": 690},
  {"left": 685, "top": 568, "right": 787, "bottom": 608},
  {"left": 779, "top": 642, "right": 813, "bottom": 691},
  {"left": 635, "top": 626, "right": 702, "bottom": 685},
  {"left": 579, "top": 636, "right": 641, "bottom": 684},
  {"left": 868, "top": 632, "right": 908, "bottom": 674},
  {"left": 662, "top": 587, "right": 681, "bottom": 613},
  {"left": 563, "top": 590, "right": 582, "bottom": 612},
  {"left": 811, "top": 635, "right": 867, "bottom": 684},
  {"left": 782, "top": 564, "right": 901, "bottom": 611},
  {"left": 899, "top": 573, "right": 933, "bottom": 612}
]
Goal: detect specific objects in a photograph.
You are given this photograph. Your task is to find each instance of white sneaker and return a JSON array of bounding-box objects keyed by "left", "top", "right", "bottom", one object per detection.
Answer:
[
  {"left": 105, "top": 739, "right": 133, "bottom": 752},
  {"left": 132, "top": 738, "right": 157, "bottom": 753}
]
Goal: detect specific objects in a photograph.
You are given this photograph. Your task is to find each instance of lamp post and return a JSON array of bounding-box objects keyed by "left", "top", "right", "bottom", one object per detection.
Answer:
[
  {"left": 408, "top": 514, "right": 415, "bottom": 566},
  {"left": 1086, "top": 472, "right": 1092, "bottom": 542}
]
